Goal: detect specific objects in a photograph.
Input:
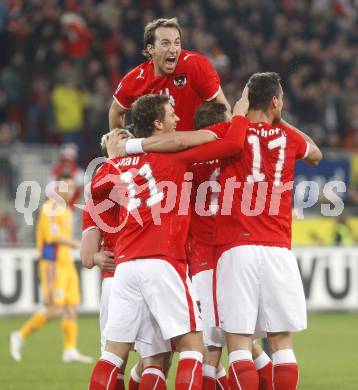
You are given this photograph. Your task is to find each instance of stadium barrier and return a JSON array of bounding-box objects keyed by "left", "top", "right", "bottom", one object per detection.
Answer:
[{"left": 1, "top": 247, "right": 358, "bottom": 314}]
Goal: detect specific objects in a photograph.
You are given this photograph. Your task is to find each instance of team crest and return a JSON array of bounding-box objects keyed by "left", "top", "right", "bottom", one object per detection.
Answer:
[{"left": 174, "top": 74, "right": 187, "bottom": 89}]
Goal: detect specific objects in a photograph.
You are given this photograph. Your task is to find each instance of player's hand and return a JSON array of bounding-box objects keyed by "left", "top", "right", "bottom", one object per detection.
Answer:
[
  {"left": 233, "top": 85, "right": 249, "bottom": 117},
  {"left": 93, "top": 250, "right": 116, "bottom": 273},
  {"left": 105, "top": 128, "right": 133, "bottom": 158}
]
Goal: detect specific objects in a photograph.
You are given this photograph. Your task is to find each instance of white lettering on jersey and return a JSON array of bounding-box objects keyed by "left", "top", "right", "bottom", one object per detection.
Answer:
[
  {"left": 116, "top": 156, "right": 140, "bottom": 167},
  {"left": 136, "top": 68, "right": 145, "bottom": 80},
  {"left": 249, "top": 126, "right": 281, "bottom": 138},
  {"left": 184, "top": 54, "right": 193, "bottom": 61},
  {"left": 159, "top": 88, "right": 175, "bottom": 106}
]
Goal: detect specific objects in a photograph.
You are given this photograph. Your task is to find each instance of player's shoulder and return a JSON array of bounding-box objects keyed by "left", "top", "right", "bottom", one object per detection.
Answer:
[
  {"left": 177, "top": 50, "right": 212, "bottom": 69},
  {"left": 279, "top": 123, "right": 303, "bottom": 142},
  {"left": 121, "top": 59, "right": 152, "bottom": 82}
]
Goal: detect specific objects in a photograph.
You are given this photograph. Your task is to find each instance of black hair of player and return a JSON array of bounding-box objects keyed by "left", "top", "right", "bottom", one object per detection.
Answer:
[
  {"left": 56, "top": 172, "right": 73, "bottom": 181},
  {"left": 143, "top": 18, "right": 182, "bottom": 58},
  {"left": 247, "top": 72, "right": 281, "bottom": 111},
  {"left": 194, "top": 102, "right": 227, "bottom": 130},
  {"left": 131, "top": 94, "right": 169, "bottom": 138}
]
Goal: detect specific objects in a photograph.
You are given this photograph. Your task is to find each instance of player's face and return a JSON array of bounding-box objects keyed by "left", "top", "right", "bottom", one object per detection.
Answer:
[
  {"left": 150, "top": 27, "right": 181, "bottom": 75},
  {"left": 161, "top": 103, "right": 179, "bottom": 132}
]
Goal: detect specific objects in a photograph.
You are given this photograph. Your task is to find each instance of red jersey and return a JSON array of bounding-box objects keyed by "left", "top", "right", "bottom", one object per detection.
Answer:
[
  {"left": 94, "top": 116, "right": 250, "bottom": 269},
  {"left": 186, "top": 123, "right": 229, "bottom": 276},
  {"left": 214, "top": 122, "right": 309, "bottom": 256},
  {"left": 82, "top": 166, "right": 121, "bottom": 278},
  {"left": 113, "top": 50, "right": 221, "bottom": 130}
]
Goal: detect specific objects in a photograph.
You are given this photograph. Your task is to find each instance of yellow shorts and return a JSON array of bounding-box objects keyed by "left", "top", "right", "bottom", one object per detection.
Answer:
[{"left": 39, "top": 260, "right": 80, "bottom": 306}]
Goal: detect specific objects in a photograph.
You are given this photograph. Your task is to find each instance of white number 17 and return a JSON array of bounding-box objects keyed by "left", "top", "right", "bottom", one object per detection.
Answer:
[{"left": 246, "top": 134, "right": 286, "bottom": 187}]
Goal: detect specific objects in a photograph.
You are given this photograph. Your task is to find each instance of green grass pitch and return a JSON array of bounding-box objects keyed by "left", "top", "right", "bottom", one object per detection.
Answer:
[{"left": 1, "top": 313, "right": 357, "bottom": 389}]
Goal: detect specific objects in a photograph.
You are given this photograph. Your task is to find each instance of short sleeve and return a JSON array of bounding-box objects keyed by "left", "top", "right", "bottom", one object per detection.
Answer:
[
  {"left": 82, "top": 205, "right": 98, "bottom": 234},
  {"left": 113, "top": 72, "right": 137, "bottom": 110},
  {"left": 290, "top": 129, "right": 310, "bottom": 160},
  {"left": 188, "top": 54, "right": 221, "bottom": 101}
]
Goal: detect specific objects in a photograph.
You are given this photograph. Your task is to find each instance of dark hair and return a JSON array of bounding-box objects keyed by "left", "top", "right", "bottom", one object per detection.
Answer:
[
  {"left": 56, "top": 172, "right": 73, "bottom": 181},
  {"left": 194, "top": 102, "right": 227, "bottom": 129},
  {"left": 143, "top": 18, "right": 182, "bottom": 58},
  {"left": 131, "top": 94, "right": 169, "bottom": 138},
  {"left": 247, "top": 72, "right": 281, "bottom": 111}
]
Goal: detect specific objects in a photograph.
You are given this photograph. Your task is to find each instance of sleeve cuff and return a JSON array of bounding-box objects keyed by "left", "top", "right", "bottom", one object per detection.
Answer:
[
  {"left": 205, "top": 87, "right": 221, "bottom": 102},
  {"left": 201, "top": 129, "right": 220, "bottom": 139},
  {"left": 82, "top": 226, "right": 99, "bottom": 235},
  {"left": 301, "top": 141, "right": 310, "bottom": 160},
  {"left": 113, "top": 95, "right": 130, "bottom": 110}
]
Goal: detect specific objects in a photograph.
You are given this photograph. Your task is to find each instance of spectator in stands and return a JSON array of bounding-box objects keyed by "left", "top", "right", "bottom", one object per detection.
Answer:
[
  {"left": 26, "top": 72, "right": 54, "bottom": 143},
  {"left": 51, "top": 78, "right": 88, "bottom": 162}
]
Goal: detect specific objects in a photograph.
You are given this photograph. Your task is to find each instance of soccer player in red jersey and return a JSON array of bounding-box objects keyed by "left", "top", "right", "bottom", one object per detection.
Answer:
[
  {"left": 109, "top": 18, "right": 230, "bottom": 130},
  {"left": 189, "top": 103, "right": 275, "bottom": 390},
  {"left": 89, "top": 92, "right": 250, "bottom": 390},
  {"left": 81, "top": 151, "right": 174, "bottom": 390},
  {"left": 211, "top": 73, "right": 322, "bottom": 390}
]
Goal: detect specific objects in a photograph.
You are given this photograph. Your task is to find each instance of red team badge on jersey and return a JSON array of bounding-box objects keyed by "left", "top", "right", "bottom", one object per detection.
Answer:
[{"left": 173, "top": 74, "right": 187, "bottom": 89}]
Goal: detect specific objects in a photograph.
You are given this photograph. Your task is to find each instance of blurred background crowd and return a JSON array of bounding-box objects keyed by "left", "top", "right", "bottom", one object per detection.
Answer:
[{"left": 0, "top": 0, "right": 357, "bottom": 246}]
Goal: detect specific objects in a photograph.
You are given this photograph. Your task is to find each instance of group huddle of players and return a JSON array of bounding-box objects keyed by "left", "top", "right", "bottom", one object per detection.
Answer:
[{"left": 82, "top": 18, "right": 322, "bottom": 390}]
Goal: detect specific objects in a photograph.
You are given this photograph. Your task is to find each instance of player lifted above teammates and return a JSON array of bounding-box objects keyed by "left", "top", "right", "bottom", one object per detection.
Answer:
[{"left": 109, "top": 17, "right": 230, "bottom": 130}]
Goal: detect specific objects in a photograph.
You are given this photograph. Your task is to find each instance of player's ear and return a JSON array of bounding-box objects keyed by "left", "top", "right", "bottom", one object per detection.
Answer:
[
  {"left": 272, "top": 96, "right": 278, "bottom": 109},
  {"left": 153, "top": 119, "right": 163, "bottom": 131},
  {"left": 147, "top": 44, "right": 154, "bottom": 57}
]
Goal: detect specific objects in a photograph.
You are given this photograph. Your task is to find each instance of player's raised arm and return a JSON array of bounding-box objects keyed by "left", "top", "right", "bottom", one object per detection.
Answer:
[
  {"left": 109, "top": 92, "right": 244, "bottom": 157},
  {"left": 176, "top": 114, "right": 249, "bottom": 164},
  {"left": 109, "top": 99, "right": 126, "bottom": 130},
  {"left": 212, "top": 86, "right": 231, "bottom": 114},
  {"left": 279, "top": 118, "right": 323, "bottom": 166}
]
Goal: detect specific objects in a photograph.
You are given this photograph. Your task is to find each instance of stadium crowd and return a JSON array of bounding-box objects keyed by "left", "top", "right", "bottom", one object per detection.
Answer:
[{"left": 0, "top": 0, "right": 357, "bottom": 161}]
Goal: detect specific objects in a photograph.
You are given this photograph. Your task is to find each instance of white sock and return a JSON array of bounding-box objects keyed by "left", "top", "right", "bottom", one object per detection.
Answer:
[
  {"left": 216, "top": 366, "right": 227, "bottom": 379},
  {"left": 203, "top": 364, "right": 216, "bottom": 379},
  {"left": 100, "top": 351, "right": 123, "bottom": 368},
  {"left": 272, "top": 349, "right": 297, "bottom": 365},
  {"left": 229, "top": 350, "right": 253, "bottom": 365},
  {"left": 254, "top": 351, "right": 272, "bottom": 370},
  {"left": 179, "top": 351, "right": 203, "bottom": 362}
]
